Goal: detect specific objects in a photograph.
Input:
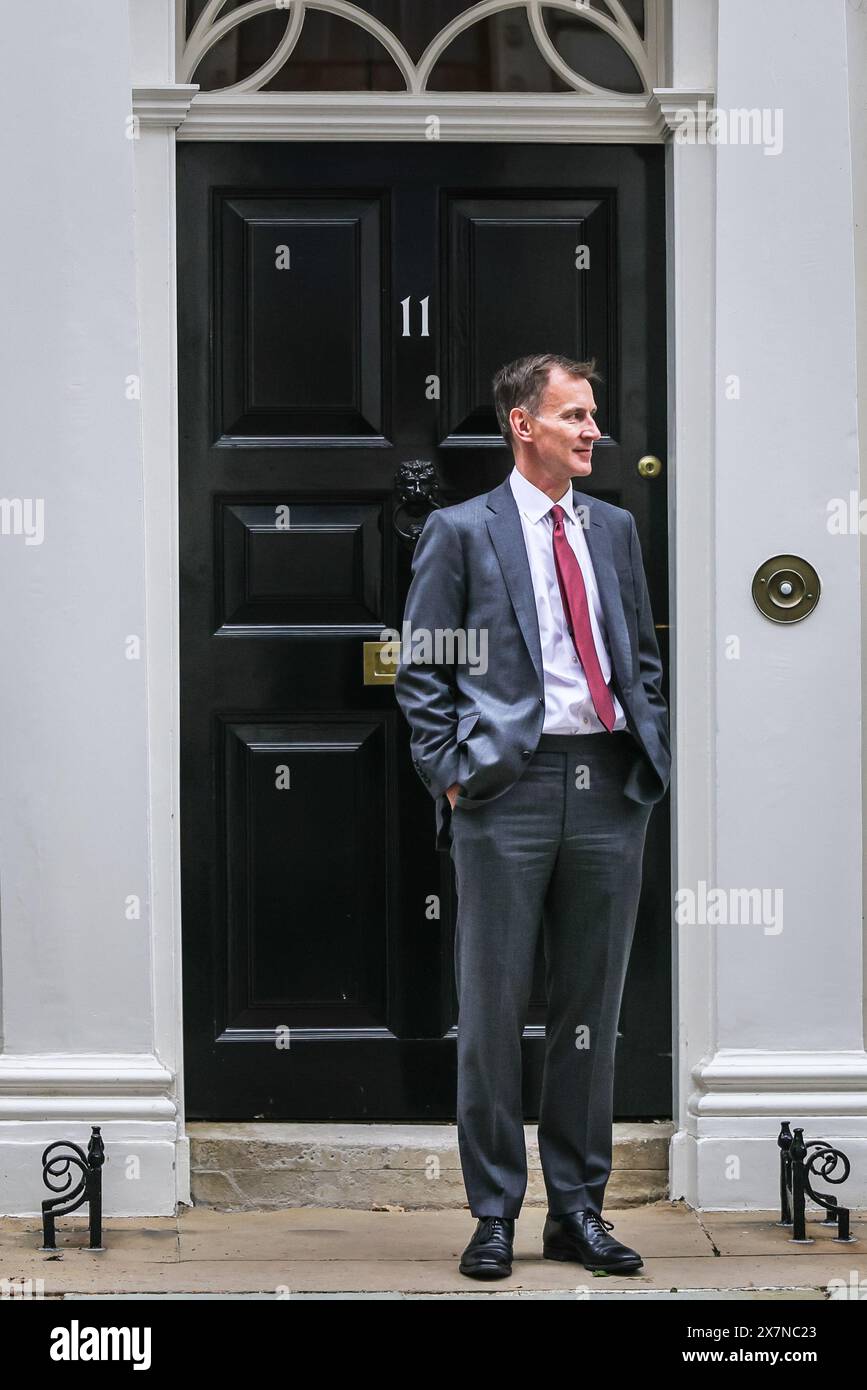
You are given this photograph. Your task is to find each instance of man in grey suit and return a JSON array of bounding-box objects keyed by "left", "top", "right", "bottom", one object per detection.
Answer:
[{"left": 394, "top": 353, "right": 671, "bottom": 1280}]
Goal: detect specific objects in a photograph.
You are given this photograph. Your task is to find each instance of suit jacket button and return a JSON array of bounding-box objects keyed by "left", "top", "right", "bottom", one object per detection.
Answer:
[{"left": 521, "top": 750, "right": 532, "bottom": 758}]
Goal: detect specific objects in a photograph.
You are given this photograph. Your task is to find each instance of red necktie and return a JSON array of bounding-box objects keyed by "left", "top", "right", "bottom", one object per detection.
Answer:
[{"left": 549, "top": 503, "right": 617, "bottom": 732}]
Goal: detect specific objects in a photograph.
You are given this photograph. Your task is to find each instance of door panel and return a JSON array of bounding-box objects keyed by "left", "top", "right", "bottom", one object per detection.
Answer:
[
  {"left": 444, "top": 195, "right": 613, "bottom": 442},
  {"left": 218, "top": 195, "right": 385, "bottom": 441},
  {"left": 177, "top": 141, "right": 670, "bottom": 1119}
]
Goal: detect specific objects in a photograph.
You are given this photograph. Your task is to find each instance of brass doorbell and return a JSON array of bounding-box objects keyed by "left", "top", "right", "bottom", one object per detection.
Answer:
[{"left": 751, "top": 555, "right": 821, "bottom": 624}]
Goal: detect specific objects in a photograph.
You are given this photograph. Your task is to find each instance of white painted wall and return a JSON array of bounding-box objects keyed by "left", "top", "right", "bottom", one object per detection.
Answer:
[
  {"left": 850, "top": 0, "right": 867, "bottom": 1044},
  {"left": 666, "top": 0, "right": 717, "bottom": 1205},
  {"left": 671, "top": 0, "right": 867, "bottom": 1209},
  {"left": 0, "top": 2, "right": 180, "bottom": 1216},
  {"left": 0, "top": 1, "right": 151, "bottom": 1052},
  {"left": 714, "top": 0, "right": 861, "bottom": 1046}
]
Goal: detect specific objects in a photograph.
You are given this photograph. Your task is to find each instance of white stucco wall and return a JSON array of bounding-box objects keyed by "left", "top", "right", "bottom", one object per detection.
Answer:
[
  {"left": 714, "top": 0, "right": 861, "bottom": 1048},
  {"left": 0, "top": 2, "right": 152, "bottom": 1053},
  {"left": 850, "top": 0, "right": 867, "bottom": 1041},
  {"left": 670, "top": 0, "right": 867, "bottom": 1209}
]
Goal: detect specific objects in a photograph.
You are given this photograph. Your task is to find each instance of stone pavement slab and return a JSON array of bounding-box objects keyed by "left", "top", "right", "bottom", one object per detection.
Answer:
[{"left": 0, "top": 1201, "right": 862, "bottom": 1298}]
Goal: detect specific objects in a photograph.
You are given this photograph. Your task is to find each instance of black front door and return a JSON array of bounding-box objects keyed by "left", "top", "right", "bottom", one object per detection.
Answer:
[{"left": 177, "top": 141, "right": 669, "bottom": 1119}]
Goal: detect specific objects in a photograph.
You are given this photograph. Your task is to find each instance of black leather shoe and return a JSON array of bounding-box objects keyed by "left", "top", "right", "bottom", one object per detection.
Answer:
[
  {"left": 542, "top": 1209, "right": 643, "bottom": 1273},
  {"left": 459, "top": 1216, "right": 515, "bottom": 1279}
]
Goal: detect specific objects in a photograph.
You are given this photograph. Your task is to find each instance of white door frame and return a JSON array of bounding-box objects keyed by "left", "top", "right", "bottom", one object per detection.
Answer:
[{"left": 130, "top": 0, "right": 718, "bottom": 1209}]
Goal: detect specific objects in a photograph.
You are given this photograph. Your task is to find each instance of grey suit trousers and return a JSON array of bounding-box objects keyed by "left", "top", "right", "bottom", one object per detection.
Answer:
[{"left": 448, "top": 729, "right": 653, "bottom": 1220}]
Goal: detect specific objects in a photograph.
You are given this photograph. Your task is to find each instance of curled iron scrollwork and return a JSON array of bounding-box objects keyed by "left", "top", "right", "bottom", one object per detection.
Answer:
[{"left": 40, "top": 1126, "right": 106, "bottom": 1251}]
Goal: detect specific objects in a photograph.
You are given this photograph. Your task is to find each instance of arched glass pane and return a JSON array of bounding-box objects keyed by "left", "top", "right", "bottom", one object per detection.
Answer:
[
  {"left": 184, "top": 0, "right": 645, "bottom": 44},
  {"left": 595, "top": 0, "right": 646, "bottom": 40},
  {"left": 427, "top": 9, "right": 573, "bottom": 93},
  {"left": 186, "top": 0, "right": 250, "bottom": 42},
  {"left": 333, "top": 2, "right": 480, "bottom": 64},
  {"left": 261, "top": 10, "right": 404, "bottom": 91},
  {"left": 189, "top": 8, "right": 293, "bottom": 90},
  {"left": 542, "top": 7, "right": 645, "bottom": 93},
  {"left": 185, "top": 0, "right": 477, "bottom": 57},
  {"left": 184, "top": 0, "right": 649, "bottom": 93}
]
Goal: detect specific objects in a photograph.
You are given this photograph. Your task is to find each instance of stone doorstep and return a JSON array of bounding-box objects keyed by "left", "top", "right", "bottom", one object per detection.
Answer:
[{"left": 188, "top": 1120, "right": 674, "bottom": 1211}]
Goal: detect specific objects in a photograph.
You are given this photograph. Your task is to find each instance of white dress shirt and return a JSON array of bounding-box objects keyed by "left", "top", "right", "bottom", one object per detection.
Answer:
[{"left": 509, "top": 465, "right": 627, "bottom": 735}]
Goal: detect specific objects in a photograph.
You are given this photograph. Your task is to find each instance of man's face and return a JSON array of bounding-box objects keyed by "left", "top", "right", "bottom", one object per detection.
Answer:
[{"left": 510, "top": 367, "right": 602, "bottom": 480}]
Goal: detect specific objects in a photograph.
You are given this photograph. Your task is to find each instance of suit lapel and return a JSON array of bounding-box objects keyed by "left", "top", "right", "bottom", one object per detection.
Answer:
[
  {"left": 485, "top": 478, "right": 545, "bottom": 688},
  {"left": 485, "top": 478, "right": 633, "bottom": 698}
]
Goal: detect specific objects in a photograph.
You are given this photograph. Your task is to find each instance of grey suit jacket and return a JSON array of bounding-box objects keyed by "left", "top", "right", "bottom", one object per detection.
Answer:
[{"left": 394, "top": 476, "right": 671, "bottom": 849}]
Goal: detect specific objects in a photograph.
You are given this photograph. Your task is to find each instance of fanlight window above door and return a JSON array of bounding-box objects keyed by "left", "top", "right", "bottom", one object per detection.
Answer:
[{"left": 180, "top": 1, "right": 657, "bottom": 96}]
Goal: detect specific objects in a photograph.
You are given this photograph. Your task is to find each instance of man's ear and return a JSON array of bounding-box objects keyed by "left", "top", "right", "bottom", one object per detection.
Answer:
[{"left": 509, "top": 406, "right": 532, "bottom": 441}]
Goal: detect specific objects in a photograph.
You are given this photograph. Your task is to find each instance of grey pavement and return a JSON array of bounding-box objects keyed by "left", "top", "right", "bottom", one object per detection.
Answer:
[{"left": 1, "top": 1200, "right": 864, "bottom": 1299}]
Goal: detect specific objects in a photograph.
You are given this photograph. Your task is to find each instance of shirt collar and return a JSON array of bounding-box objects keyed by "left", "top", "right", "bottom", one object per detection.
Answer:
[{"left": 509, "top": 465, "right": 576, "bottom": 524}]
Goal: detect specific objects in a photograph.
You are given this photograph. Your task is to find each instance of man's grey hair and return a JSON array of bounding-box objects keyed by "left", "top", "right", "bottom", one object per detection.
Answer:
[{"left": 492, "top": 352, "right": 601, "bottom": 445}]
